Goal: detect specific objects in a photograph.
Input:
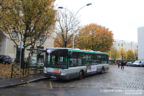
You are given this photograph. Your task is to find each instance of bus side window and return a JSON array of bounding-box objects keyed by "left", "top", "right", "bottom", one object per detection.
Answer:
[
  {"left": 101, "top": 55, "right": 108, "bottom": 64},
  {"left": 85, "top": 54, "right": 89, "bottom": 65},
  {"left": 51, "top": 55, "right": 56, "bottom": 65},
  {"left": 78, "top": 59, "right": 82, "bottom": 66},
  {"left": 82, "top": 54, "right": 86, "bottom": 65},
  {"left": 69, "top": 52, "right": 78, "bottom": 67},
  {"left": 96, "top": 55, "right": 102, "bottom": 64},
  {"left": 58, "top": 56, "right": 67, "bottom": 65},
  {"left": 78, "top": 53, "right": 82, "bottom": 66},
  {"left": 92, "top": 54, "right": 97, "bottom": 65},
  {"left": 70, "top": 58, "right": 77, "bottom": 67}
]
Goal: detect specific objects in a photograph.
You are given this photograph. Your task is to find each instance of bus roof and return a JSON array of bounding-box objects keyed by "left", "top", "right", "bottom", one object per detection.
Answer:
[
  {"left": 47, "top": 48, "right": 108, "bottom": 55},
  {"left": 68, "top": 49, "right": 108, "bottom": 55}
]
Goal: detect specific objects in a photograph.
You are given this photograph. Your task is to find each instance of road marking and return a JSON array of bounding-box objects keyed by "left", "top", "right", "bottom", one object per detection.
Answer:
[{"left": 49, "top": 80, "right": 53, "bottom": 89}]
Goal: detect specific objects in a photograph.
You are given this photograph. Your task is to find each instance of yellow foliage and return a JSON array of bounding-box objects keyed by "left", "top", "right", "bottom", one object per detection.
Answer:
[
  {"left": 120, "top": 48, "right": 127, "bottom": 60},
  {"left": 126, "top": 49, "right": 135, "bottom": 60},
  {"left": 75, "top": 24, "right": 114, "bottom": 52},
  {"left": 54, "top": 33, "right": 73, "bottom": 48},
  {"left": 0, "top": 0, "right": 56, "bottom": 47},
  {"left": 110, "top": 48, "right": 120, "bottom": 60}
]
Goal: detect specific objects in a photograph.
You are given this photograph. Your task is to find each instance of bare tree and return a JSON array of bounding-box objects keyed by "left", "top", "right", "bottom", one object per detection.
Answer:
[{"left": 54, "top": 9, "right": 80, "bottom": 48}]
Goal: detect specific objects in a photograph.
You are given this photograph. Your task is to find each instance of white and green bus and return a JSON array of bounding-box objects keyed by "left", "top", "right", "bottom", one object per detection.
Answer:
[{"left": 43, "top": 48, "right": 109, "bottom": 80}]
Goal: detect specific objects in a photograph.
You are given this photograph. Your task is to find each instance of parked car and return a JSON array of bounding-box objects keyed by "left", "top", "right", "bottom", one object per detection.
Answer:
[
  {"left": 126, "top": 62, "right": 133, "bottom": 66},
  {"left": 0, "top": 55, "right": 12, "bottom": 64},
  {"left": 132, "top": 60, "right": 144, "bottom": 67}
]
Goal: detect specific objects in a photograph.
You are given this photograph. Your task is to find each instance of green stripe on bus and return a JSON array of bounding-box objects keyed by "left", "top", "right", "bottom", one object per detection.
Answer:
[{"left": 68, "top": 49, "right": 108, "bottom": 55}]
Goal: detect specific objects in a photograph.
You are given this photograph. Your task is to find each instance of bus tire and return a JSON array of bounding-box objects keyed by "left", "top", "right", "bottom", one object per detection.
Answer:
[
  {"left": 101, "top": 67, "right": 105, "bottom": 74},
  {"left": 79, "top": 71, "right": 84, "bottom": 80}
]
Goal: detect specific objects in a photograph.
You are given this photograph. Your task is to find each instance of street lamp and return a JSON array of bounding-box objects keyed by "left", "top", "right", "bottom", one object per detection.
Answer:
[
  {"left": 58, "top": 6, "right": 63, "bottom": 9},
  {"left": 75, "top": 3, "right": 92, "bottom": 16},
  {"left": 58, "top": 3, "right": 92, "bottom": 48},
  {"left": 89, "top": 30, "right": 96, "bottom": 50},
  {"left": 86, "top": 3, "right": 92, "bottom": 6}
]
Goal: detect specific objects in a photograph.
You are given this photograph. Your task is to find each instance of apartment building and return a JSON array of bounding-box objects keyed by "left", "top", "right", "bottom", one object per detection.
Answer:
[
  {"left": 112, "top": 39, "right": 138, "bottom": 52},
  {"left": 138, "top": 27, "right": 144, "bottom": 60}
]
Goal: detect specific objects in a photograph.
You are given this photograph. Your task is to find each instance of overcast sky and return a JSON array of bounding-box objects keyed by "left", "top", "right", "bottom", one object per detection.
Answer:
[{"left": 55, "top": 0, "right": 144, "bottom": 42}]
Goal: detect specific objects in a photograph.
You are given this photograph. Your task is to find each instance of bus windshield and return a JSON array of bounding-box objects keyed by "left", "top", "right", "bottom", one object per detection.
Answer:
[{"left": 45, "top": 49, "right": 68, "bottom": 69}]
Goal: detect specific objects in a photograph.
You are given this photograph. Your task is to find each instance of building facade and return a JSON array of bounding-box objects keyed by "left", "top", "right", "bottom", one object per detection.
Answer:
[
  {"left": 0, "top": 32, "right": 17, "bottom": 58},
  {"left": 112, "top": 39, "right": 138, "bottom": 52},
  {"left": 0, "top": 32, "right": 54, "bottom": 60},
  {"left": 138, "top": 27, "right": 144, "bottom": 60}
]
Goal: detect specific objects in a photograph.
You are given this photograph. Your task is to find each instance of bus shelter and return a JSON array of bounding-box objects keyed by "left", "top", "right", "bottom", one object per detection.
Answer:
[{"left": 27, "top": 47, "right": 44, "bottom": 71}]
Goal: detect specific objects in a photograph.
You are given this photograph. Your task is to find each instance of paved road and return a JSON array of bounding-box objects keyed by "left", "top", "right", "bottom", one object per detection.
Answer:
[{"left": 1, "top": 65, "right": 144, "bottom": 96}]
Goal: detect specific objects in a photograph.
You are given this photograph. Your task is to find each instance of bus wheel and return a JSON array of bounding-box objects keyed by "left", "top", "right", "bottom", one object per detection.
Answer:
[
  {"left": 79, "top": 71, "right": 84, "bottom": 80},
  {"left": 101, "top": 67, "right": 105, "bottom": 74}
]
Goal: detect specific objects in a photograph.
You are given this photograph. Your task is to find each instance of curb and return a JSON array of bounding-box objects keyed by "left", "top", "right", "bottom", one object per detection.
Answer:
[{"left": 0, "top": 75, "right": 48, "bottom": 88}]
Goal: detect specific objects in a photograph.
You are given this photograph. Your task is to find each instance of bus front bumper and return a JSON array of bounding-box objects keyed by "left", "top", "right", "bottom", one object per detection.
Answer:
[{"left": 44, "top": 73, "right": 70, "bottom": 80}]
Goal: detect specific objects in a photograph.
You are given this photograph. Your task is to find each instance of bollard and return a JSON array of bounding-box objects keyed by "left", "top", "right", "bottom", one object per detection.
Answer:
[{"left": 11, "top": 64, "right": 14, "bottom": 78}]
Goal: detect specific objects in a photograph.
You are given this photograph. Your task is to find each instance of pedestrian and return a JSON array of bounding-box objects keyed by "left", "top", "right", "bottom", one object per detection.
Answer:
[
  {"left": 117, "top": 60, "right": 120, "bottom": 68},
  {"left": 121, "top": 61, "right": 125, "bottom": 70}
]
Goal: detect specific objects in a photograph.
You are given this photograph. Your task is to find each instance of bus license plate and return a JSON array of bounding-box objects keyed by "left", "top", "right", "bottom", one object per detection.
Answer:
[{"left": 50, "top": 76, "right": 56, "bottom": 79}]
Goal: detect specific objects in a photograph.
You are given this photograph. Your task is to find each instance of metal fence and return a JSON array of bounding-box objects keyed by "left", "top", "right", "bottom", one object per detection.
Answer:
[{"left": 0, "top": 62, "right": 43, "bottom": 80}]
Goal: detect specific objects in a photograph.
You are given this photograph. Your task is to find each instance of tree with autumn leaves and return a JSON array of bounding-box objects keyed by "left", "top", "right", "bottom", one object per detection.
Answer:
[
  {"left": 120, "top": 48, "right": 136, "bottom": 60},
  {"left": 75, "top": 24, "right": 114, "bottom": 52},
  {"left": 54, "top": 23, "right": 113, "bottom": 52},
  {"left": 126, "top": 49, "right": 135, "bottom": 60},
  {"left": 0, "top": 0, "right": 56, "bottom": 65},
  {"left": 109, "top": 48, "right": 137, "bottom": 61},
  {"left": 120, "top": 48, "right": 127, "bottom": 60},
  {"left": 109, "top": 48, "right": 120, "bottom": 62}
]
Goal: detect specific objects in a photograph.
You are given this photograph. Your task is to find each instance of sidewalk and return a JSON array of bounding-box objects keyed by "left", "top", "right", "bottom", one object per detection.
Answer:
[{"left": 0, "top": 73, "right": 48, "bottom": 88}]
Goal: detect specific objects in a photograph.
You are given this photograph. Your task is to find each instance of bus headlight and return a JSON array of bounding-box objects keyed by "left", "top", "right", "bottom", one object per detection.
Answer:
[
  {"left": 44, "top": 67, "right": 47, "bottom": 73},
  {"left": 61, "top": 72, "right": 66, "bottom": 75},
  {"left": 60, "top": 70, "right": 67, "bottom": 75}
]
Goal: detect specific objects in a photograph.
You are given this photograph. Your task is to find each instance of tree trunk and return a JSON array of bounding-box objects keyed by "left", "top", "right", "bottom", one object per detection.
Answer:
[{"left": 64, "top": 41, "right": 67, "bottom": 48}]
